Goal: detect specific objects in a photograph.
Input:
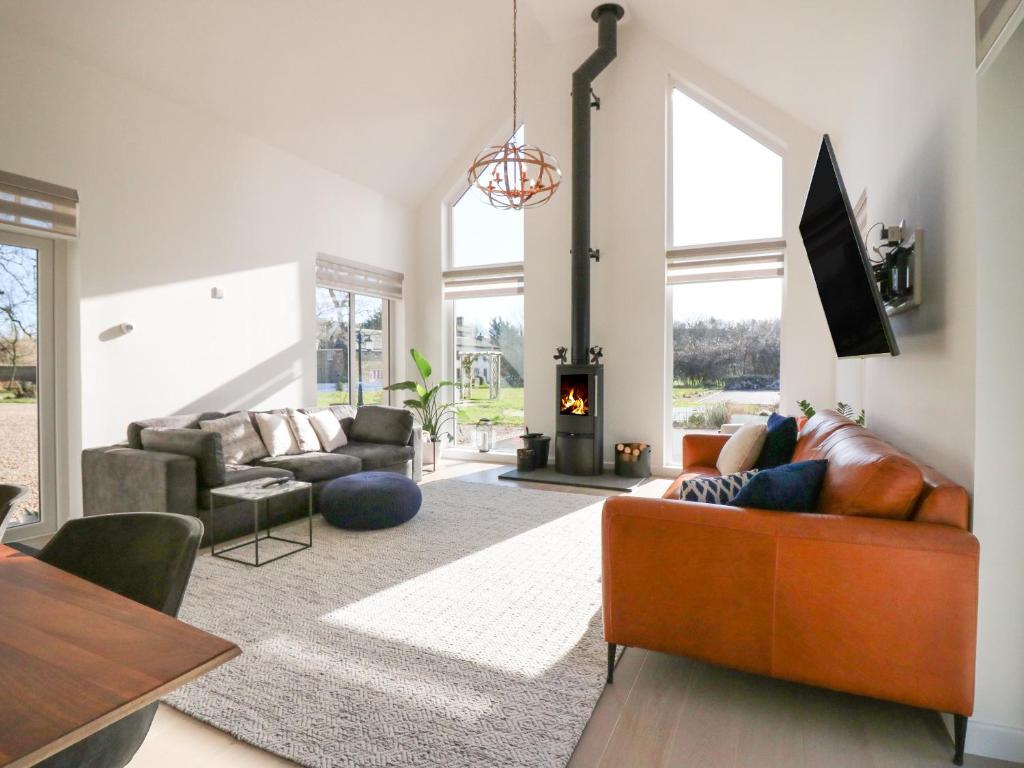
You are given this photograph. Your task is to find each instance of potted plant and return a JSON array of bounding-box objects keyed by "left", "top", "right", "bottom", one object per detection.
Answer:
[{"left": 386, "top": 349, "right": 458, "bottom": 465}]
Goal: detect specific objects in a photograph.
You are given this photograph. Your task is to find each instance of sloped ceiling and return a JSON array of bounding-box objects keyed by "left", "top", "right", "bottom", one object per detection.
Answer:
[{"left": 0, "top": 0, "right": 882, "bottom": 205}]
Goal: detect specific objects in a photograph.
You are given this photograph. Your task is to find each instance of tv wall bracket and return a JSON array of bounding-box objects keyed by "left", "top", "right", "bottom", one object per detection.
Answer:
[{"left": 873, "top": 225, "right": 923, "bottom": 316}]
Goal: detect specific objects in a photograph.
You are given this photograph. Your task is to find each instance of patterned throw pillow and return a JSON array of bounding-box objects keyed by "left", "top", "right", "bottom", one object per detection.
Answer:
[
  {"left": 679, "top": 470, "right": 760, "bottom": 505},
  {"left": 199, "top": 412, "right": 269, "bottom": 465}
]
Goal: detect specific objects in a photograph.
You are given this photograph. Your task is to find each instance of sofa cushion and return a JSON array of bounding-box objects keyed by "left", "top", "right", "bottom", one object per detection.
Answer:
[
  {"left": 200, "top": 412, "right": 269, "bottom": 465},
  {"left": 348, "top": 405, "right": 414, "bottom": 446},
  {"left": 286, "top": 408, "right": 322, "bottom": 452},
  {"left": 253, "top": 411, "right": 301, "bottom": 457},
  {"left": 307, "top": 408, "right": 348, "bottom": 451},
  {"left": 198, "top": 463, "right": 294, "bottom": 507},
  {"left": 140, "top": 427, "right": 225, "bottom": 487},
  {"left": 334, "top": 441, "right": 414, "bottom": 470},
  {"left": 679, "top": 470, "right": 759, "bottom": 504},
  {"left": 127, "top": 411, "right": 224, "bottom": 449},
  {"left": 793, "top": 411, "right": 925, "bottom": 519},
  {"left": 756, "top": 413, "right": 798, "bottom": 469},
  {"left": 730, "top": 460, "right": 828, "bottom": 512},
  {"left": 257, "top": 452, "right": 361, "bottom": 483},
  {"left": 328, "top": 404, "right": 358, "bottom": 422},
  {"left": 716, "top": 424, "right": 768, "bottom": 475}
]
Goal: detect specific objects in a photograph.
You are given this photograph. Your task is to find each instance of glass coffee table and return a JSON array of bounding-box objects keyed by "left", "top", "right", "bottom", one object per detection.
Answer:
[{"left": 209, "top": 478, "right": 313, "bottom": 566}]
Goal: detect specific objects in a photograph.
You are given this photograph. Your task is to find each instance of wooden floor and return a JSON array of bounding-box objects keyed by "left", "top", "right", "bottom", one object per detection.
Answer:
[{"left": 126, "top": 459, "right": 1017, "bottom": 768}]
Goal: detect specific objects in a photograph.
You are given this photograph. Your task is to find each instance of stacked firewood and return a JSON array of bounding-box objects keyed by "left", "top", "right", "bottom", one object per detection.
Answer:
[{"left": 615, "top": 442, "right": 649, "bottom": 461}]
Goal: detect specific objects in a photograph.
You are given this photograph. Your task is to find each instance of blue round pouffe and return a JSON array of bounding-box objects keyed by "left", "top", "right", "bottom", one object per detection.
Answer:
[{"left": 320, "top": 471, "right": 422, "bottom": 530}]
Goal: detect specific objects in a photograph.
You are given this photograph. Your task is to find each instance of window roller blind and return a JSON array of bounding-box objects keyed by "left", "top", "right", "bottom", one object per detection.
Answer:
[
  {"left": 443, "top": 261, "right": 525, "bottom": 300},
  {"left": 0, "top": 170, "right": 79, "bottom": 237},
  {"left": 316, "top": 254, "right": 403, "bottom": 300},
  {"left": 666, "top": 238, "right": 785, "bottom": 285}
]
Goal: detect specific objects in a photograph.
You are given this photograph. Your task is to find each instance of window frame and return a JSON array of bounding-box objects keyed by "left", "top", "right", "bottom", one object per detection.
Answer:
[
  {"left": 663, "top": 78, "right": 787, "bottom": 467},
  {"left": 314, "top": 286, "right": 392, "bottom": 408},
  {"left": 0, "top": 229, "right": 60, "bottom": 542},
  {"left": 442, "top": 131, "right": 527, "bottom": 453}
]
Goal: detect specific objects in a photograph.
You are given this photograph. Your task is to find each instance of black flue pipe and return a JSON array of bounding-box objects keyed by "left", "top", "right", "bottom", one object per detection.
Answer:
[{"left": 570, "top": 3, "right": 624, "bottom": 365}]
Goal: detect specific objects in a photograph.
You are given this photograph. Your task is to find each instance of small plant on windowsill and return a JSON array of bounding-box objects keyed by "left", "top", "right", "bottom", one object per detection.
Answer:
[
  {"left": 386, "top": 349, "right": 458, "bottom": 448},
  {"left": 797, "top": 399, "right": 865, "bottom": 426}
]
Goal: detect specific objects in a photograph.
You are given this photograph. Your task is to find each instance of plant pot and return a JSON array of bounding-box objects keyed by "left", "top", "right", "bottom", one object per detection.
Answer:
[{"left": 423, "top": 433, "right": 444, "bottom": 467}]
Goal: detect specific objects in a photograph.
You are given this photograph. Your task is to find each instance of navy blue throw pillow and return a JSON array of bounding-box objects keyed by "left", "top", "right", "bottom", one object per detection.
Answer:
[
  {"left": 755, "top": 412, "right": 798, "bottom": 469},
  {"left": 729, "top": 459, "right": 828, "bottom": 512}
]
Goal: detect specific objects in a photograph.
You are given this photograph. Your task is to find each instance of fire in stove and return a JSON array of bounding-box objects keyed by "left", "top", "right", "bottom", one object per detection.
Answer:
[
  {"left": 559, "top": 374, "right": 590, "bottom": 415},
  {"left": 561, "top": 388, "right": 589, "bottom": 415}
]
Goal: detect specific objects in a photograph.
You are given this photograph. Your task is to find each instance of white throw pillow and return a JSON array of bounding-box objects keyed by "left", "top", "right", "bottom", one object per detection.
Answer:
[
  {"left": 253, "top": 411, "right": 300, "bottom": 457},
  {"left": 199, "top": 412, "right": 269, "bottom": 465},
  {"left": 716, "top": 423, "right": 768, "bottom": 475},
  {"left": 307, "top": 408, "right": 348, "bottom": 452},
  {"left": 287, "top": 408, "right": 322, "bottom": 453}
]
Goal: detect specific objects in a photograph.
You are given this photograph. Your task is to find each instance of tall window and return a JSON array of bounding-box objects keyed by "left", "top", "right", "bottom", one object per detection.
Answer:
[
  {"left": 667, "top": 87, "right": 784, "bottom": 465},
  {"left": 0, "top": 232, "right": 56, "bottom": 541},
  {"left": 316, "top": 289, "right": 390, "bottom": 407},
  {"left": 445, "top": 128, "right": 526, "bottom": 451}
]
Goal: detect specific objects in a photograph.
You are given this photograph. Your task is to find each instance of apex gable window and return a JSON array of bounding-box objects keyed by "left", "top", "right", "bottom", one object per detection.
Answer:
[
  {"left": 445, "top": 127, "right": 526, "bottom": 451},
  {"left": 666, "top": 86, "right": 784, "bottom": 465}
]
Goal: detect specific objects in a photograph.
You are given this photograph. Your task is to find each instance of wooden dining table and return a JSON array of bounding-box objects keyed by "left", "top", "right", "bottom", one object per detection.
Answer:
[{"left": 0, "top": 544, "right": 240, "bottom": 768}]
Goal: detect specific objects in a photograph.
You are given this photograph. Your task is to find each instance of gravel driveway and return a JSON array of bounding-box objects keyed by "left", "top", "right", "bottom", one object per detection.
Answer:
[{"left": 0, "top": 403, "right": 40, "bottom": 527}]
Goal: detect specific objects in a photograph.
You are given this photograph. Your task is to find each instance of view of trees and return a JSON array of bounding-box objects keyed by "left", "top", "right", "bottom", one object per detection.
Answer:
[
  {"left": 0, "top": 245, "right": 37, "bottom": 391},
  {"left": 672, "top": 316, "right": 780, "bottom": 388},
  {"left": 486, "top": 317, "right": 523, "bottom": 387}
]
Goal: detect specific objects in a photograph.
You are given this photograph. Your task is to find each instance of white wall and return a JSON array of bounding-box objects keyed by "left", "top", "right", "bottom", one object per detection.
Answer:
[
  {"left": 0, "top": 29, "right": 415, "bottom": 519},
  {"left": 974, "top": 18, "right": 1024, "bottom": 762},
  {"left": 830, "top": 3, "right": 977, "bottom": 488},
  {"left": 414, "top": 22, "right": 835, "bottom": 472}
]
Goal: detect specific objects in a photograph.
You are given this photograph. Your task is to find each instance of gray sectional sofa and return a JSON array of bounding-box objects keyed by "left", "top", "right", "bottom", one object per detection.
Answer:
[{"left": 82, "top": 404, "right": 422, "bottom": 544}]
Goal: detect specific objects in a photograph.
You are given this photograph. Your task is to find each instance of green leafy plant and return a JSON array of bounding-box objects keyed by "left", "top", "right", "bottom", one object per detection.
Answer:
[
  {"left": 836, "top": 401, "right": 866, "bottom": 426},
  {"left": 386, "top": 349, "right": 458, "bottom": 443},
  {"left": 797, "top": 399, "right": 865, "bottom": 426}
]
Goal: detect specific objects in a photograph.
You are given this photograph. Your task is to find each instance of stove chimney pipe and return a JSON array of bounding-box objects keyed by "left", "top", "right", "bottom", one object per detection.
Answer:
[{"left": 570, "top": 4, "right": 624, "bottom": 365}]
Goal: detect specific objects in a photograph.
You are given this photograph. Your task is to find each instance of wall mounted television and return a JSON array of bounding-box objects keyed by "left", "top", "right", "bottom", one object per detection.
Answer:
[{"left": 799, "top": 135, "right": 900, "bottom": 357}]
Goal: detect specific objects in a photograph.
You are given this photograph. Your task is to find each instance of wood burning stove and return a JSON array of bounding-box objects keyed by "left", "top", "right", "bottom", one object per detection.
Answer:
[
  {"left": 555, "top": 364, "right": 604, "bottom": 475},
  {"left": 553, "top": 4, "right": 621, "bottom": 476}
]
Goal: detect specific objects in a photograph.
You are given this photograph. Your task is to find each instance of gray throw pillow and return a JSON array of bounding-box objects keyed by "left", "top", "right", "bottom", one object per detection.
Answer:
[
  {"left": 348, "top": 405, "right": 414, "bottom": 446},
  {"left": 140, "top": 427, "right": 226, "bottom": 487},
  {"left": 199, "top": 412, "right": 269, "bottom": 465}
]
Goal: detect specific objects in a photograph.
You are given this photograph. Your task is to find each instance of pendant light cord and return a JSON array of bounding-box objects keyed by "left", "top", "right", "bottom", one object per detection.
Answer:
[{"left": 512, "top": 0, "right": 518, "bottom": 137}]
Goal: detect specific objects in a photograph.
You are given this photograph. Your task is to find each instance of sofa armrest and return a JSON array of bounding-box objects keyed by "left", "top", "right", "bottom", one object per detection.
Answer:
[
  {"left": 682, "top": 432, "right": 730, "bottom": 469},
  {"left": 82, "top": 446, "right": 198, "bottom": 517},
  {"left": 408, "top": 424, "right": 423, "bottom": 482},
  {"left": 601, "top": 495, "right": 980, "bottom": 714}
]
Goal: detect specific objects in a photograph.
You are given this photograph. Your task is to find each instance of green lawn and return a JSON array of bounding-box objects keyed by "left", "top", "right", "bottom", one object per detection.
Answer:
[
  {"left": 316, "top": 385, "right": 525, "bottom": 427},
  {"left": 672, "top": 385, "right": 719, "bottom": 407},
  {"left": 0, "top": 396, "right": 36, "bottom": 404},
  {"left": 316, "top": 390, "right": 385, "bottom": 407},
  {"left": 456, "top": 386, "right": 525, "bottom": 426}
]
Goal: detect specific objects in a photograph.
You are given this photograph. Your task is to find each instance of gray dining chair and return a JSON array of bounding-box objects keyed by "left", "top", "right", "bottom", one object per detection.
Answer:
[
  {"left": 33, "top": 512, "right": 205, "bottom": 768},
  {"left": 0, "top": 484, "right": 28, "bottom": 542}
]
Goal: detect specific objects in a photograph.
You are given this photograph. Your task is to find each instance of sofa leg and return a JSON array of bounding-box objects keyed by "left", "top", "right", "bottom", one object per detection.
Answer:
[
  {"left": 953, "top": 714, "right": 967, "bottom": 765},
  {"left": 606, "top": 643, "right": 617, "bottom": 684}
]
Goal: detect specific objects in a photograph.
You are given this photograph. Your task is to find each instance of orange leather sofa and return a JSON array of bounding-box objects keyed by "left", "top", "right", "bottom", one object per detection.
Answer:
[{"left": 602, "top": 411, "right": 979, "bottom": 764}]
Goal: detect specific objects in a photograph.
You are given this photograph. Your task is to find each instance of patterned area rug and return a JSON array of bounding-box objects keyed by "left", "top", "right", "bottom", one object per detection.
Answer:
[{"left": 166, "top": 479, "right": 609, "bottom": 767}]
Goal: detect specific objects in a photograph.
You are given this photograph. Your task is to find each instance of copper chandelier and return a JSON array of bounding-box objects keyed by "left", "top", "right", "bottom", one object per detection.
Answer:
[{"left": 467, "top": 0, "right": 561, "bottom": 210}]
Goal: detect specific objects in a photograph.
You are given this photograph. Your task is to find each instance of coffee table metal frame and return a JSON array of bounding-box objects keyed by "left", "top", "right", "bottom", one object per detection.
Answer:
[{"left": 209, "top": 479, "right": 313, "bottom": 566}]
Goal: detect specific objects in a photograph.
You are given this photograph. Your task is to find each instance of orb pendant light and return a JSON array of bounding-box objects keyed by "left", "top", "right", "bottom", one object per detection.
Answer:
[{"left": 467, "top": 0, "right": 561, "bottom": 210}]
